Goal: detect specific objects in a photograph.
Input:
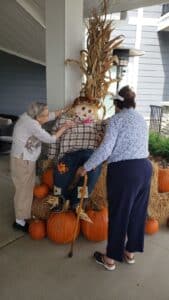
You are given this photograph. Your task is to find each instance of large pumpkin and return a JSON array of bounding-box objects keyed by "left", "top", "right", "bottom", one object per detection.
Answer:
[
  {"left": 158, "top": 168, "right": 169, "bottom": 193},
  {"left": 81, "top": 208, "right": 108, "bottom": 242},
  {"left": 41, "top": 168, "right": 54, "bottom": 190},
  {"left": 29, "top": 220, "right": 46, "bottom": 240},
  {"left": 47, "top": 212, "right": 80, "bottom": 244},
  {"left": 145, "top": 217, "right": 159, "bottom": 235},
  {"left": 33, "top": 183, "right": 49, "bottom": 199}
]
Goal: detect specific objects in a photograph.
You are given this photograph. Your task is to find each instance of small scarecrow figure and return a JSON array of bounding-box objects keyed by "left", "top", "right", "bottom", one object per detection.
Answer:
[{"left": 47, "top": 96, "right": 107, "bottom": 221}]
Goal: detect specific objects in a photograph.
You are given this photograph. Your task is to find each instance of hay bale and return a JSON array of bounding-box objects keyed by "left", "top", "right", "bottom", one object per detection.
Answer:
[
  {"left": 148, "top": 161, "right": 169, "bottom": 225},
  {"left": 89, "top": 163, "right": 107, "bottom": 209},
  {"left": 88, "top": 160, "right": 169, "bottom": 224},
  {"left": 148, "top": 193, "right": 169, "bottom": 225},
  {"left": 89, "top": 161, "right": 161, "bottom": 212},
  {"left": 150, "top": 161, "right": 158, "bottom": 195},
  {"left": 31, "top": 197, "right": 51, "bottom": 220},
  {"left": 148, "top": 161, "right": 160, "bottom": 221},
  {"left": 158, "top": 193, "right": 169, "bottom": 225},
  {"left": 34, "top": 160, "right": 169, "bottom": 223}
]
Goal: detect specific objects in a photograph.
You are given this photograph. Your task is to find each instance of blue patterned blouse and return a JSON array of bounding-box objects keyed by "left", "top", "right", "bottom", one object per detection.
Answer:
[{"left": 84, "top": 108, "right": 149, "bottom": 171}]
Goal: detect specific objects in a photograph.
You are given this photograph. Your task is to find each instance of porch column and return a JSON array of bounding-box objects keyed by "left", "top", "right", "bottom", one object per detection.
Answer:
[{"left": 46, "top": 0, "right": 83, "bottom": 110}]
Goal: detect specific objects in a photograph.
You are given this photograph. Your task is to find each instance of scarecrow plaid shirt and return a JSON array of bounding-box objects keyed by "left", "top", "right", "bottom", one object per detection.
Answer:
[{"left": 47, "top": 114, "right": 106, "bottom": 162}]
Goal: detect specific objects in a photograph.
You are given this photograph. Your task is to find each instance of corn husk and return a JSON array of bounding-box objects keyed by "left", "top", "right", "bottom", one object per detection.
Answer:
[{"left": 65, "top": 0, "right": 125, "bottom": 102}]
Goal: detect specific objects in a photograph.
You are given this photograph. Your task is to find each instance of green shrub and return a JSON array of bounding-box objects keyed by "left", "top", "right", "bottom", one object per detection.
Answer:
[{"left": 149, "top": 132, "right": 169, "bottom": 162}]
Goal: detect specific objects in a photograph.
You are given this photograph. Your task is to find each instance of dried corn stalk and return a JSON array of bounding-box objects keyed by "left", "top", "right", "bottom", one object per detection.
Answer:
[{"left": 65, "top": 0, "right": 125, "bottom": 101}]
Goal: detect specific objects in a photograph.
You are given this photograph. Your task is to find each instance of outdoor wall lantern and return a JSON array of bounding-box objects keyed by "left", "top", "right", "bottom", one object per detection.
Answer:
[{"left": 113, "top": 47, "right": 145, "bottom": 90}]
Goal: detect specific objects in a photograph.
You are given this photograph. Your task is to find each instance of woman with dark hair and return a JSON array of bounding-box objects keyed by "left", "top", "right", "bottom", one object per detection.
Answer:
[
  {"left": 113, "top": 85, "right": 136, "bottom": 113},
  {"left": 76, "top": 85, "right": 152, "bottom": 271}
]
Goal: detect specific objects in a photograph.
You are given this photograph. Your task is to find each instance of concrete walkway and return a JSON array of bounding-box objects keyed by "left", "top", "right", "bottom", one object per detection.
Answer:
[
  {"left": 0, "top": 155, "right": 169, "bottom": 300},
  {"left": 0, "top": 155, "right": 24, "bottom": 248}
]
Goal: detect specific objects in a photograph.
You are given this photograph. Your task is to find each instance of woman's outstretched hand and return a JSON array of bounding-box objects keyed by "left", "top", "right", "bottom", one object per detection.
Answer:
[
  {"left": 54, "top": 120, "right": 75, "bottom": 139},
  {"left": 55, "top": 104, "right": 72, "bottom": 118},
  {"left": 62, "top": 120, "right": 75, "bottom": 130},
  {"left": 76, "top": 166, "right": 87, "bottom": 177}
]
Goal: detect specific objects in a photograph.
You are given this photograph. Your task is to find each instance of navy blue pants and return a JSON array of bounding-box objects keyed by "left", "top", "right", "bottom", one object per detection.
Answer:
[
  {"left": 53, "top": 150, "right": 102, "bottom": 207},
  {"left": 106, "top": 159, "right": 152, "bottom": 262}
]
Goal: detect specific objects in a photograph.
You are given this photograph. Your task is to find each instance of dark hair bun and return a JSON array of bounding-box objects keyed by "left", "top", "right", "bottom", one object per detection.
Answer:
[{"left": 118, "top": 86, "right": 136, "bottom": 108}]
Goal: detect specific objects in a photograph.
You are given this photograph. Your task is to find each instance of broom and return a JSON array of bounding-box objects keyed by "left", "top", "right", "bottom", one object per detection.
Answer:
[{"left": 68, "top": 174, "right": 88, "bottom": 257}]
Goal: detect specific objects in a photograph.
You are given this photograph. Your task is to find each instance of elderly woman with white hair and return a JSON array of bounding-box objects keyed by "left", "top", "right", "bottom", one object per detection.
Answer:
[{"left": 11, "top": 102, "right": 74, "bottom": 232}]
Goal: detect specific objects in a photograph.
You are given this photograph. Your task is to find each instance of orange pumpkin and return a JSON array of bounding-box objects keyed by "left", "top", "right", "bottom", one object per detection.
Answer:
[
  {"left": 29, "top": 220, "right": 46, "bottom": 240},
  {"left": 158, "top": 168, "right": 169, "bottom": 193},
  {"left": 145, "top": 217, "right": 159, "bottom": 235},
  {"left": 41, "top": 168, "right": 54, "bottom": 190},
  {"left": 33, "top": 184, "right": 49, "bottom": 199},
  {"left": 81, "top": 208, "right": 108, "bottom": 242},
  {"left": 47, "top": 212, "right": 80, "bottom": 244}
]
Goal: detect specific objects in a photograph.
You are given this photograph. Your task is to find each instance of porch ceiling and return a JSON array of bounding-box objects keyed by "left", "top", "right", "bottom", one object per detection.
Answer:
[
  {"left": 84, "top": 0, "right": 169, "bottom": 16},
  {"left": 0, "top": 0, "right": 168, "bottom": 65}
]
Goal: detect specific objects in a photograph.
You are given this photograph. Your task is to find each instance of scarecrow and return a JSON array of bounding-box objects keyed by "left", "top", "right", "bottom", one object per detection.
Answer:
[
  {"left": 45, "top": 0, "right": 125, "bottom": 220},
  {"left": 48, "top": 96, "right": 106, "bottom": 221}
]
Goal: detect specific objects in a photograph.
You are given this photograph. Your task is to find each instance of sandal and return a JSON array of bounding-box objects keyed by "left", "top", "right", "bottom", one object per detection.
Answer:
[
  {"left": 93, "top": 251, "right": 116, "bottom": 271},
  {"left": 123, "top": 252, "right": 135, "bottom": 264}
]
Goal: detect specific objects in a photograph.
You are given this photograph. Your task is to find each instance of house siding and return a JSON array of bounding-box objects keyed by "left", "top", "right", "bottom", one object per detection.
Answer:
[
  {"left": 0, "top": 51, "right": 46, "bottom": 116},
  {"left": 137, "top": 6, "right": 169, "bottom": 118},
  {"left": 113, "top": 5, "right": 169, "bottom": 119}
]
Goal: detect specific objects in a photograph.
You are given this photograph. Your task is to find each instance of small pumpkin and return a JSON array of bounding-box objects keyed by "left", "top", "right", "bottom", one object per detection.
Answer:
[
  {"left": 33, "top": 184, "right": 49, "bottom": 199},
  {"left": 47, "top": 212, "right": 80, "bottom": 244},
  {"left": 158, "top": 168, "right": 169, "bottom": 193},
  {"left": 41, "top": 168, "right": 54, "bottom": 190},
  {"left": 29, "top": 220, "right": 46, "bottom": 240},
  {"left": 145, "top": 217, "right": 159, "bottom": 235},
  {"left": 81, "top": 207, "right": 108, "bottom": 242}
]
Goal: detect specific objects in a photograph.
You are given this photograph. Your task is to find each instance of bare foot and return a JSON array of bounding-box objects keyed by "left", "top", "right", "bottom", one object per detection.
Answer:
[
  {"left": 94, "top": 252, "right": 116, "bottom": 271},
  {"left": 124, "top": 250, "right": 134, "bottom": 259},
  {"left": 104, "top": 255, "right": 115, "bottom": 265},
  {"left": 124, "top": 250, "right": 135, "bottom": 264}
]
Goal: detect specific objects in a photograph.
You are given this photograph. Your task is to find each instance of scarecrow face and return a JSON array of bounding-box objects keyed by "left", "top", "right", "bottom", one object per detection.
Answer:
[{"left": 74, "top": 102, "right": 98, "bottom": 123}]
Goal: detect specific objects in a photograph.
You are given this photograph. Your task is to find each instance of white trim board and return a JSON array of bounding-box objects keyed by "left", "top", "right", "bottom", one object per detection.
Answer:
[
  {"left": 16, "top": 0, "right": 46, "bottom": 29},
  {"left": 0, "top": 47, "right": 46, "bottom": 66}
]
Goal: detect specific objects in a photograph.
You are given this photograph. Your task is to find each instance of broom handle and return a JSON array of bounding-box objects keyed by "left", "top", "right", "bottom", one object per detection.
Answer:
[{"left": 70, "top": 174, "right": 88, "bottom": 252}]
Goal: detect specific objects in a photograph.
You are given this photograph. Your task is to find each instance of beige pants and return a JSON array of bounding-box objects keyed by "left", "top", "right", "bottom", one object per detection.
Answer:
[{"left": 11, "top": 157, "right": 36, "bottom": 219}]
